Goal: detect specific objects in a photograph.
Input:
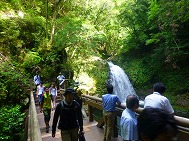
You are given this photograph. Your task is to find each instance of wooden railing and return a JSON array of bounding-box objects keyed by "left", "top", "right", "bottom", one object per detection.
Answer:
[
  {"left": 82, "top": 94, "right": 189, "bottom": 141},
  {"left": 27, "top": 80, "right": 42, "bottom": 141}
]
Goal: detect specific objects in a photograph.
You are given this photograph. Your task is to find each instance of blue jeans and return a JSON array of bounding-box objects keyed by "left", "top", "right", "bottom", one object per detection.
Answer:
[{"left": 38, "top": 94, "right": 43, "bottom": 104}]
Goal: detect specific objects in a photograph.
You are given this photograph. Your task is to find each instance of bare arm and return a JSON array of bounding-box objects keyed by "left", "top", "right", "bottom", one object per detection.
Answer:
[{"left": 40, "top": 96, "right": 44, "bottom": 112}]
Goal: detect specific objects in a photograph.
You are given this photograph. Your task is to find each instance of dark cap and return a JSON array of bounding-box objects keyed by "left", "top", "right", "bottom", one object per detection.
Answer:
[{"left": 64, "top": 88, "right": 77, "bottom": 96}]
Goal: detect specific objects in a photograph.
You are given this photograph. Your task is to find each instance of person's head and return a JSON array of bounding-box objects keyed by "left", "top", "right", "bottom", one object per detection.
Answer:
[
  {"left": 64, "top": 88, "right": 76, "bottom": 104},
  {"left": 138, "top": 108, "right": 178, "bottom": 141},
  {"left": 107, "top": 84, "right": 113, "bottom": 94},
  {"left": 126, "top": 94, "right": 139, "bottom": 110},
  {"left": 36, "top": 71, "right": 39, "bottom": 75},
  {"left": 153, "top": 82, "right": 166, "bottom": 94},
  {"left": 45, "top": 87, "right": 49, "bottom": 94},
  {"left": 39, "top": 81, "right": 43, "bottom": 86},
  {"left": 51, "top": 82, "right": 55, "bottom": 88}
]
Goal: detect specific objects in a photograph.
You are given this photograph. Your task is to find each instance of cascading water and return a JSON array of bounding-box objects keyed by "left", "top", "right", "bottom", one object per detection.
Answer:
[{"left": 107, "top": 61, "right": 137, "bottom": 103}]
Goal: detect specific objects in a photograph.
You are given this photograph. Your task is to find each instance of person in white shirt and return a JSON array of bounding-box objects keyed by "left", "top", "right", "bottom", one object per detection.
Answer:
[
  {"left": 57, "top": 72, "right": 65, "bottom": 89},
  {"left": 120, "top": 95, "right": 139, "bottom": 141},
  {"left": 33, "top": 71, "right": 41, "bottom": 86},
  {"left": 144, "top": 82, "right": 174, "bottom": 114},
  {"left": 49, "top": 82, "right": 57, "bottom": 109},
  {"left": 36, "top": 82, "right": 45, "bottom": 105}
]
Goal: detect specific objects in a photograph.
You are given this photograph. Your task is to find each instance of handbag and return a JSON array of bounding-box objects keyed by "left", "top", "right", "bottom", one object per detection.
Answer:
[{"left": 78, "top": 132, "right": 86, "bottom": 141}]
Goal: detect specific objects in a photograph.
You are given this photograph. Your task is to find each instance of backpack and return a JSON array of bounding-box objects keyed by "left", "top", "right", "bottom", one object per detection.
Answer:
[
  {"left": 60, "top": 100, "right": 85, "bottom": 140},
  {"left": 60, "top": 100, "right": 80, "bottom": 111},
  {"left": 60, "top": 100, "right": 64, "bottom": 110}
]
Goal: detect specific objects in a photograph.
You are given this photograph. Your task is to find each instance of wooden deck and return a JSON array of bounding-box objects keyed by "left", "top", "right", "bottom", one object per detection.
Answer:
[
  {"left": 36, "top": 105, "right": 122, "bottom": 141},
  {"left": 30, "top": 89, "right": 189, "bottom": 141},
  {"left": 33, "top": 89, "right": 122, "bottom": 141}
]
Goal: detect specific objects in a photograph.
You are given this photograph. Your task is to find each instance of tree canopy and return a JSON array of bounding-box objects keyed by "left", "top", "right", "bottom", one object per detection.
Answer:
[
  {"left": 1, "top": 0, "right": 189, "bottom": 139},
  {"left": 1, "top": 0, "right": 189, "bottom": 106}
]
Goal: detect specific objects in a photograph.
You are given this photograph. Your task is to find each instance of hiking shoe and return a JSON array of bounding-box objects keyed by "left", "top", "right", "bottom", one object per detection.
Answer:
[
  {"left": 46, "top": 128, "right": 49, "bottom": 133},
  {"left": 46, "top": 127, "right": 49, "bottom": 133}
]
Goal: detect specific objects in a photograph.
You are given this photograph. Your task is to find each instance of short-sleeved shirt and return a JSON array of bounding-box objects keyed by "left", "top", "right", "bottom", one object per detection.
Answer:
[
  {"left": 120, "top": 108, "right": 138, "bottom": 140},
  {"left": 34, "top": 75, "right": 40, "bottom": 85},
  {"left": 50, "top": 87, "right": 57, "bottom": 96},
  {"left": 144, "top": 92, "right": 174, "bottom": 114},
  {"left": 57, "top": 75, "right": 65, "bottom": 81},
  {"left": 37, "top": 85, "right": 44, "bottom": 95},
  {"left": 102, "top": 94, "right": 121, "bottom": 112},
  {"left": 42, "top": 93, "right": 52, "bottom": 109}
]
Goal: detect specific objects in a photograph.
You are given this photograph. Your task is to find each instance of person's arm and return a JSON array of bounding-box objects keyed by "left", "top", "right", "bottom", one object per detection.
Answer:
[
  {"left": 33, "top": 76, "right": 36, "bottom": 84},
  {"left": 40, "top": 96, "right": 44, "bottom": 113},
  {"left": 121, "top": 117, "right": 136, "bottom": 141},
  {"left": 49, "top": 87, "right": 51, "bottom": 93},
  {"left": 55, "top": 87, "right": 57, "bottom": 96},
  {"left": 53, "top": 88, "right": 57, "bottom": 108},
  {"left": 42, "top": 86, "right": 45, "bottom": 95},
  {"left": 52, "top": 102, "right": 61, "bottom": 137},
  {"left": 36, "top": 86, "right": 39, "bottom": 98},
  {"left": 117, "top": 96, "right": 121, "bottom": 105},
  {"left": 165, "top": 98, "right": 174, "bottom": 114}
]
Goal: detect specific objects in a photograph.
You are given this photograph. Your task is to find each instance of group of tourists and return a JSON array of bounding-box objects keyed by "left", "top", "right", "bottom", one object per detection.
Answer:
[
  {"left": 34, "top": 70, "right": 177, "bottom": 141},
  {"left": 102, "top": 82, "right": 177, "bottom": 141},
  {"left": 33, "top": 71, "right": 84, "bottom": 141}
]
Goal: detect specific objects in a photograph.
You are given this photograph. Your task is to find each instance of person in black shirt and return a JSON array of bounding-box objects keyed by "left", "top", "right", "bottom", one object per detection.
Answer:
[
  {"left": 52, "top": 88, "right": 83, "bottom": 141},
  {"left": 138, "top": 108, "right": 178, "bottom": 141},
  {"left": 74, "top": 89, "right": 83, "bottom": 108}
]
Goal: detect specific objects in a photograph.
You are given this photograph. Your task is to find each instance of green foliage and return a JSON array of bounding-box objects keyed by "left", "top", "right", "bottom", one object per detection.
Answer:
[
  {"left": 0, "top": 105, "right": 25, "bottom": 141},
  {"left": 0, "top": 61, "right": 30, "bottom": 107},
  {"left": 22, "top": 51, "right": 41, "bottom": 68},
  {"left": 146, "top": 0, "right": 189, "bottom": 65},
  {"left": 121, "top": 58, "right": 153, "bottom": 88},
  {"left": 1, "top": 0, "right": 189, "bottom": 109},
  {"left": 54, "top": 16, "right": 83, "bottom": 50},
  {"left": 117, "top": 0, "right": 189, "bottom": 98},
  {"left": 0, "top": 16, "right": 45, "bottom": 54},
  {"left": 85, "top": 60, "right": 108, "bottom": 95}
]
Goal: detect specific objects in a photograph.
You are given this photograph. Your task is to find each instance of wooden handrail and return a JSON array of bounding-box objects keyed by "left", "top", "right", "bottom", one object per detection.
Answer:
[
  {"left": 28, "top": 80, "right": 42, "bottom": 141},
  {"left": 82, "top": 94, "right": 189, "bottom": 141},
  {"left": 82, "top": 94, "right": 189, "bottom": 128}
]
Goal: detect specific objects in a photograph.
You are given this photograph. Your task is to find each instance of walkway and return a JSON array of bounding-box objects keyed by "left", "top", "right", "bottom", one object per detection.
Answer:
[{"left": 36, "top": 103, "right": 122, "bottom": 141}]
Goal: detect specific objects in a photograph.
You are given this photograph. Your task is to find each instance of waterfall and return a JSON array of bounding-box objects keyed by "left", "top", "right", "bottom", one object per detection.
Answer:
[{"left": 107, "top": 61, "right": 137, "bottom": 103}]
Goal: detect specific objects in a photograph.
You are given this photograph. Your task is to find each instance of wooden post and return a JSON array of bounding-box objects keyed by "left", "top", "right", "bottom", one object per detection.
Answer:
[
  {"left": 64, "top": 82, "right": 66, "bottom": 89},
  {"left": 88, "top": 105, "right": 93, "bottom": 122}
]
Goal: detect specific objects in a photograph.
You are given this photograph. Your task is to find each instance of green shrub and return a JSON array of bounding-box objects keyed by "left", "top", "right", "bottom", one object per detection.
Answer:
[{"left": 0, "top": 105, "right": 26, "bottom": 141}]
